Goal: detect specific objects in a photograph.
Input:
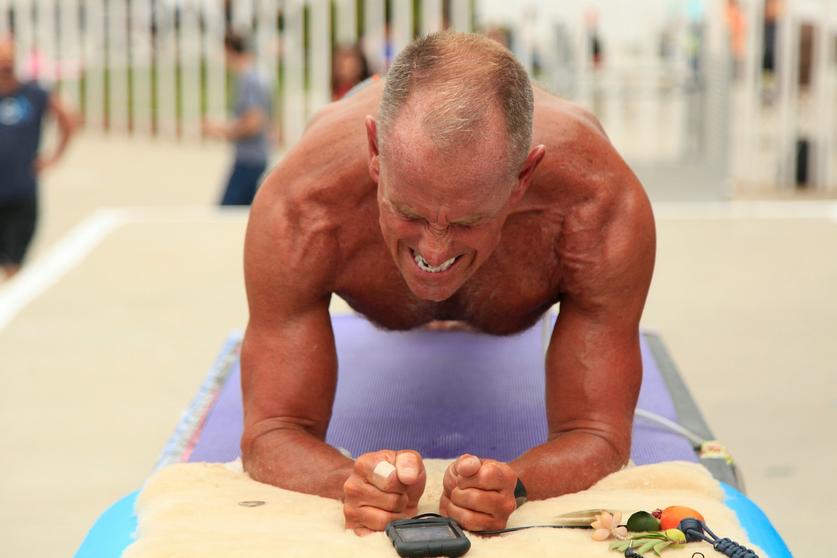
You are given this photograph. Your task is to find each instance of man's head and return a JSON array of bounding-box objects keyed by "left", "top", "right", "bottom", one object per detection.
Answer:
[
  {"left": 366, "top": 31, "right": 545, "bottom": 302},
  {"left": 0, "top": 35, "right": 16, "bottom": 82},
  {"left": 223, "top": 31, "right": 251, "bottom": 71}
]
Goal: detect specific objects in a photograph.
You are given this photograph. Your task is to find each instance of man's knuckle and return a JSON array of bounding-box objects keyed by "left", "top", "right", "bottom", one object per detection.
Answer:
[
  {"left": 471, "top": 516, "right": 491, "bottom": 532},
  {"left": 354, "top": 457, "right": 370, "bottom": 473},
  {"left": 396, "top": 492, "right": 410, "bottom": 510},
  {"left": 487, "top": 517, "right": 507, "bottom": 531},
  {"left": 366, "top": 511, "right": 393, "bottom": 531},
  {"left": 500, "top": 498, "right": 517, "bottom": 516},
  {"left": 457, "top": 510, "right": 478, "bottom": 528},
  {"left": 343, "top": 479, "right": 363, "bottom": 500},
  {"left": 343, "top": 505, "right": 360, "bottom": 522}
]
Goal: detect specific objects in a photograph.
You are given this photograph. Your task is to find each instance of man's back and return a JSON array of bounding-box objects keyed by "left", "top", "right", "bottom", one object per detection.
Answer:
[
  {"left": 0, "top": 81, "right": 49, "bottom": 202},
  {"left": 233, "top": 67, "right": 272, "bottom": 165},
  {"left": 248, "top": 78, "right": 650, "bottom": 334}
]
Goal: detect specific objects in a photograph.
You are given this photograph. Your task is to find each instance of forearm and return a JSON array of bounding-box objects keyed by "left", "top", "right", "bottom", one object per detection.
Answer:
[
  {"left": 510, "top": 429, "right": 629, "bottom": 500},
  {"left": 48, "top": 97, "right": 76, "bottom": 163},
  {"left": 243, "top": 422, "right": 353, "bottom": 500},
  {"left": 225, "top": 111, "right": 263, "bottom": 140},
  {"left": 49, "top": 126, "right": 73, "bottom": 162}
]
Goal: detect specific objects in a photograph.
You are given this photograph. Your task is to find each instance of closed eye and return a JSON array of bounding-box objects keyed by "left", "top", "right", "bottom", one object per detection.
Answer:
[
  {"left": 452, "top": 219, "right": 483, "bottom": 229},
  {"left": 400, "top": 211, "right": 424, "bottom": 223}
]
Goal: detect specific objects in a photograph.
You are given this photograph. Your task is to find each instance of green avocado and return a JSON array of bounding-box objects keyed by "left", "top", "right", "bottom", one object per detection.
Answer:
[{"left": 626, "top": 511, "right": 661, "bottom": 532}]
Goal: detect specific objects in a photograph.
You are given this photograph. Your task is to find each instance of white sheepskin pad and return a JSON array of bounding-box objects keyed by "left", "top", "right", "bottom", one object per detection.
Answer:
[{"left": 124, "top": 460, "right": 763, "bottom": 558}]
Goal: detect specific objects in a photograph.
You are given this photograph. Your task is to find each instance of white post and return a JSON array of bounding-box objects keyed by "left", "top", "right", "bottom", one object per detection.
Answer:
[
  {"left": 421, "top": 0, "right": 442, "bottom": 36},
  {"left": 308, "top": 0, "right": 331, "bottom": 114},
  {"left": 826, "top": 5, "right": 837, "bottom": 190},
  {"left": 737, "top": 0, "right": 765, "bottom": 186},
  {"left": 180, "top": 0, "right": 202, "bottom": 139},
  {"left": 107, "top": 0, "right": 129, "bottom": 133},
  {"left": 282, "top": 0, "right": 305, "bottom": 146},
  {"left": 450, "top": 0, "right": 471, "bottom": 33},
  {"left": 232, "top": 0, "right": 253, "bottom": 34},
  {"left": 34, "top": 0, "right": 56, "bottom": 82},
  {"left": 154, "top": 0, "right": 178, "bottom": 138},
  {"left": 0, "top": 0, "right": 8, "bottom": 36},
  {"left": 130, "top": 0, "right": 153, "bottom": 136},
  {"left": 391, "top": 0, "right": 412, "bottom": 60},
  {"left": 204, "top": 0, "right": 227, "bottom": 129},
  {"left": 254, "top": 0, "right": 278, "bottom": 95},
  {"left": 812, "top": 0, "right": 835, "bottom": 191},
  {"left": 512, "top": 4, "right": 536, "bottom": 76},
  {"left": 703, "top": 0, "right": 732, "bottom": 180},
  {"left": 573, "top": 5, "right": 592, "bottom": 109},
  {"left": 775, "top": 3, "right": 799, "bottom": 189},
  {"left": 58, "top": 0, "right": 81, "bottom": 110},
  {"left": 83, "top": 0, "right": 105, "bottom": 131},
  {"left": 13, "top": 0, "right": 33, "bottom": 81},
  {"left": 363, "top": 0, "right": 385, "bottom": 74},
  {"left": 336, "top": 0, "right": 357, "bottom": 46}
]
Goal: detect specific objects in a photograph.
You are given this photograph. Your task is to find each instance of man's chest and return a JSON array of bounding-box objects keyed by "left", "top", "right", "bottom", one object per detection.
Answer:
[{"left": 335, "top": 229, "right": 562, "bottom": 335}]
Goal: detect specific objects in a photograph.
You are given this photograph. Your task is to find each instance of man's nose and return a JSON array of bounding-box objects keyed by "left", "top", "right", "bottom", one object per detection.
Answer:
[{"left": 416, "top": 227, "right": 452, "bottom": 266}]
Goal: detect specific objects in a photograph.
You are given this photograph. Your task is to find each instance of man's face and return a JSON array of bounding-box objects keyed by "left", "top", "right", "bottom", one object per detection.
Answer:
[
  {"left": 0, "top": 39, "right": 15, "bottom": 80},
  {"left": 223, "top": 46, "right": 235, "bottom": 68},
  {"left": 370, "top": 118, "right": 521, "bottom": 302}
]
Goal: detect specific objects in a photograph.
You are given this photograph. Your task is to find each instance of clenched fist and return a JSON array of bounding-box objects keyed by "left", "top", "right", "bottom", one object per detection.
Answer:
[
  {"left": 343, "top": 449, "right": 427, "bottom": 535},
  {"left": 439, "top": 454, "right": 518, "bottom": 532}
]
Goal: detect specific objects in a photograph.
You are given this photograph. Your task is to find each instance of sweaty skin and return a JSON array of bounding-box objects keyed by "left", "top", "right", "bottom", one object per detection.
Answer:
[{"left": 241, "top": 79, "right": 655, "bottom": 533}]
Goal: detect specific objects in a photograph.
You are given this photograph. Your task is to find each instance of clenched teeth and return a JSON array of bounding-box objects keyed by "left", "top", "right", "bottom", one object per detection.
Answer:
[{"left": 413, "top": 251, "right": 458, "bottom": 273}]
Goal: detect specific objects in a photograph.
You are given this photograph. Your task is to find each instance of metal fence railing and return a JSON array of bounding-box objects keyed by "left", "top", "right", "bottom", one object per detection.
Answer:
[
  {"left": 1, "top": 0, "right": 834, "bottom": 192},
  {"left": 0, "top": 0, "right": 474, "bottom": 146}
]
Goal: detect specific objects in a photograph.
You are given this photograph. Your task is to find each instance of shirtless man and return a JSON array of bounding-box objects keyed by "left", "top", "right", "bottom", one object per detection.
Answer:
[{"left": 241, "top": 32, "right": 655, "bottom": 535}]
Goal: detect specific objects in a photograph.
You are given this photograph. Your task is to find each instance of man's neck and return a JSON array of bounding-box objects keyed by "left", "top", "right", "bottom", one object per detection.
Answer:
[{"left": 0, "top": 76, "right": 20, "bottom": 95}]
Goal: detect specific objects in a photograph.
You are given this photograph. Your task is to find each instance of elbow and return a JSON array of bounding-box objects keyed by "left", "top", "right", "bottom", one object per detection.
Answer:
[
  {"left": 241, "top": 417, "right": 294, "bottom": 460},
  {"left": 551, "top": 422, "right": 632, "bottom": 470},
  {"left": 240, "top": 415, "right": 321, "bottom": 467}
]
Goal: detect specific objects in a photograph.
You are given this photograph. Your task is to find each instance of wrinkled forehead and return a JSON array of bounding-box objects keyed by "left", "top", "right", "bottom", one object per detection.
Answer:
[
  {"left": 381, "top": 104, "right": 511, "bottom": 186},
  {"left": 379, "top": 125, "right": 513, "bottom": 217}
]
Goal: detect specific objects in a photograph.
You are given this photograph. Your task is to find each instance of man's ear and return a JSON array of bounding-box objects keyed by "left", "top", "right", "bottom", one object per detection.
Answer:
[
  {"left": 510, "top": 144, "right": 546, "bottom": 204},
  {"left": 365, "top": 116, "right": 381, "bottom": 184}
]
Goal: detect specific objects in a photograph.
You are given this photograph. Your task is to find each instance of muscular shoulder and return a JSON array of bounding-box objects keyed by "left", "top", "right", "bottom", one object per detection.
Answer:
[
  {"left": 260, "top": 79, "right": 382, "bottom": 216},
  {"left": 532, "top": 92, "right": 655, "bottom": 312},
  {"left": 245, "top": 90, "right": 381, "bottom": 308}
]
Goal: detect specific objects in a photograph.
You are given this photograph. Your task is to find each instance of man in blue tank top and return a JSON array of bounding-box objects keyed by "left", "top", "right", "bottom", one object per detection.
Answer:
[{"left": 0, "top": 36, "right": 75, "bottom": 280}]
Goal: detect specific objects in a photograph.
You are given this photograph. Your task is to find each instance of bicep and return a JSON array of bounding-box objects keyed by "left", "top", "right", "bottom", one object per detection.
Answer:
[
  {"left": 545, "top": 302, "right": 642, "bottom": 443},
  {"left": 241, "top": 302, "right": 338, "bottom": 441},
  {"left": 545, "top": 191, "right": 655, "bottom": 443},
  {"left": 241, "top": 187, "right": 338, "bottom": 442}
]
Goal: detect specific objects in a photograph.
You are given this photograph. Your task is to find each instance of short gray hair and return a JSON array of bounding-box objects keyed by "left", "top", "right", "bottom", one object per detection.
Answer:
[{"left": 378, "top": 31, "right": 534, "bottom": 173}]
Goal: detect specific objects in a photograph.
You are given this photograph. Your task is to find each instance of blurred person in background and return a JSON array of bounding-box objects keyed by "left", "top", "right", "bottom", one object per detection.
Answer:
[
  {"left": 332, "top": 44, "right": 371, "bottom": 101},
  {"left": 725, "top": 0, "right": 747, "bottom": 81},
  {"left": 484, "top": 25, "right": 512, "bottom": 49},
  {"left": 0, "top": 35, "right": 75, "bottom": 281},
  {"left": 203, "top": 31, "right": 272, "bottom": 206}
]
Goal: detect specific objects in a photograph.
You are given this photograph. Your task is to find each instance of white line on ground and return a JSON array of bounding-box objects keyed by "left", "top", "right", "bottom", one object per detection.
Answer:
[
  {"left": 117, "top": 205, "right": 251, "bottom": 222},
  {"left": 0, "top": 208, "right": 127, "bottom": 332},
  {"left": 653, "top": 201, "right": 837, "bottom": 221},
  {"left": 0, "top": 206, "right": 250, "bottom": 333}
]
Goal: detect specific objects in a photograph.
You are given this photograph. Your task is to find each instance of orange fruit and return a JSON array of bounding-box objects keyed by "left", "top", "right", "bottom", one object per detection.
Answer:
[{"left": 659, "top": 506, "right": 704, "bottom": 530}]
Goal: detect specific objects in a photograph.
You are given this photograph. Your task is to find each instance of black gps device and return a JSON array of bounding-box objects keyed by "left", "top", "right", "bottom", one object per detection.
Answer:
[{"left": 385, "top": 514, "right": 471, "bottom": 557}]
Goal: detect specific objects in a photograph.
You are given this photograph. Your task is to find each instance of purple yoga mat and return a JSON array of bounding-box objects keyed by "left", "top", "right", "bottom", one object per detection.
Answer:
[{"left": 188, "top": 315, "right": 696, "bottom": 464}]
